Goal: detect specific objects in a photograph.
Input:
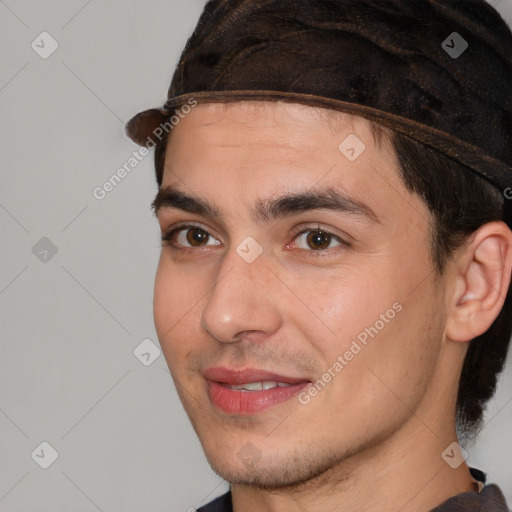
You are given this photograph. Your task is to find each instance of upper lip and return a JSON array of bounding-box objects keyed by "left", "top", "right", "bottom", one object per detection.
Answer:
[{"left": 204, "top": 367, "right": 310, "bottom": 385}]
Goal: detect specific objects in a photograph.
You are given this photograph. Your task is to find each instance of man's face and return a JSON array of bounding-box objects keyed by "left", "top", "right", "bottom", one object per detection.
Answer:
[{"left": 153, "top": 101, "right": 449, "bottom": 488}]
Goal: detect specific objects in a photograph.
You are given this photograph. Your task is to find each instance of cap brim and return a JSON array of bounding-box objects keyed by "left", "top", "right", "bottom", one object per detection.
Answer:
[
  {"left": 125, "top": 108, "right": 170, "bottom": 146},
  {"left": 125, "top": 90, "right": 512, "bottom": 195}
]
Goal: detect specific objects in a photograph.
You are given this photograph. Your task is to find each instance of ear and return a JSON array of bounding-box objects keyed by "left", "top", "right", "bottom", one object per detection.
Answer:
[{"left": 446, "top": 221, "right": 512, "bottom": 343}]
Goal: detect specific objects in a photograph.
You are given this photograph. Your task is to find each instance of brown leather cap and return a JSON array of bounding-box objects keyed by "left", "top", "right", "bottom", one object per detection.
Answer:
[{"left": 125, "top": 0, "right": 512, "bottom": 198}]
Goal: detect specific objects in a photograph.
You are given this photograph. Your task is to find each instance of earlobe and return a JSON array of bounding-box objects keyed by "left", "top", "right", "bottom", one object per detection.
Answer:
[{"left": 446, "top": 222, "right": 512, "bottom": 343}]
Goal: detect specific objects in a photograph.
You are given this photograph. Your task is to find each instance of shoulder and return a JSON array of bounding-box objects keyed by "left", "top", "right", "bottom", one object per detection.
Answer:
[
  {"left": 196, "top": 491, "right": 233, "bottom": 512},
  {"left": 480, "top": 484, "right": 511, "bottom": 512},
  {"left": 430, "top": 483, "right": 510, "bottom": 511}
]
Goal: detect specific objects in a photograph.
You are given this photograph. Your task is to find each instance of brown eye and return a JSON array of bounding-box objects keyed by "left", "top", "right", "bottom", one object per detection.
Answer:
[
  {"left": 306, "top": 231, "right": 334, "bottom": 250},
  {"left": 185, "top": 228, "right": 210, "bottom": 246},
  {"left": 161, "top": 225, "right": 221, "bottom": 249},
  {"left": 293, "top": 228, "right": 345, "bottom": 252},
  {"left": 162, "top": 225, "right": 220, "bottom": 249}
]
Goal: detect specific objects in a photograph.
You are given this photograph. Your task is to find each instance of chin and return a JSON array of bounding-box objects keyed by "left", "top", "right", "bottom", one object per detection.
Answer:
[{"left": 203, "top": 443, "right": 347, "bottom": 491}]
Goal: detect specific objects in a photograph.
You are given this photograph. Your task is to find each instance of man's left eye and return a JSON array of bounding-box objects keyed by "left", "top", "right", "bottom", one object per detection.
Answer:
[{"left": 293, "top": 230, "right": 344, "bottom": 251}]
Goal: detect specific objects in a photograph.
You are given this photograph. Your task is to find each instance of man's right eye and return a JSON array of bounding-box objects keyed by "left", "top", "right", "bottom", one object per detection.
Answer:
[{"left": 161, "top": 225, "right": 221, "bottom": 248}]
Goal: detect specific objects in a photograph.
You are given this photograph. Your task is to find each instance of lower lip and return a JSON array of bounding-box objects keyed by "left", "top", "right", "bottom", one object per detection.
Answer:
[{"left": 206, "top": 380, "right": 309, "bottom": 415}]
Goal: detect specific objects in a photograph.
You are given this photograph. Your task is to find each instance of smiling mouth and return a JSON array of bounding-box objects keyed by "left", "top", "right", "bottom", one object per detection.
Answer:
[
  {"left": 203, "top": 367, "right": 311, "bottom": 414},
  {"left": 221, "top": 381, "right": 295, "bottom": 391}
]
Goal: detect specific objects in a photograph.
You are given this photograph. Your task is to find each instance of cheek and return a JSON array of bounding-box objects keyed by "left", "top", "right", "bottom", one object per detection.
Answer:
[
  {"left": 323, "top": 266, "right": 442, "bottom": 408},
  {"left": 285, "top": 266, "right": 397, "bottom": 360},
  {"left": 287, "top": 253, "right": 434, "bottom": 385},
  {"left": 153, "top": 259, "right": 175, "bottom": 337},
  {"left": 153, "top": 258, "right": 204, "bottom": 361}
]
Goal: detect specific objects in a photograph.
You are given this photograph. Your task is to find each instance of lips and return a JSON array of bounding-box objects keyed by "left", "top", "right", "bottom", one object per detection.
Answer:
[
  {"left": 204, "top": 367, "right": 310, "bottom": 415},
  {"left": 204, "top": 367, "right": 309, "bottom": 385}
]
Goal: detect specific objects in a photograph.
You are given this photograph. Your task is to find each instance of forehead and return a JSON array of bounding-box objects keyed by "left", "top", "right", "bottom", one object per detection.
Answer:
[
  {"left": 159, "top": 100, "right": 420, "bottom": 226},
  {"left": 170, "top": 100, "right": 385, "bottom": 143},
  {"left": 163, "top": 100, "right": 394, "bottom": 173}
]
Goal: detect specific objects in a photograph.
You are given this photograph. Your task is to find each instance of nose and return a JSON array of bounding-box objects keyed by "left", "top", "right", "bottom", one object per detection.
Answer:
[{"left": 200, "top": 247, "right": 282, "bottom": 343}]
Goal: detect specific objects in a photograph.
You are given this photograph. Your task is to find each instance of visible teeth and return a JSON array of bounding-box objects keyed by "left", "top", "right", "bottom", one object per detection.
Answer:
[
  {"left": 228, "top": 381, "right": 293, "bottom": 391},
  {"left": 231, "top": 382, "right": 263, "bottom": 391}
]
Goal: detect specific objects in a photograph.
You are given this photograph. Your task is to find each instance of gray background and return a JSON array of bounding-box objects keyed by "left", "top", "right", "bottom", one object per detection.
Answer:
[{"left": 1, "top": 1, "right": 511, "bottom": 510}]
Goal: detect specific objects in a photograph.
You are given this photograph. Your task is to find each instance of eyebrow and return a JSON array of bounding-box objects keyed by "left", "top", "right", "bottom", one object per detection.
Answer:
[{"left": 151, "top": 186, "right": 381, "bottom": 225}]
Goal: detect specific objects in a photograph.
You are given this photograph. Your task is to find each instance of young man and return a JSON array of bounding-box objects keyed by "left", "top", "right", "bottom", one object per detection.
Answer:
[{"left": 126, "top": 1, "right": 512, "bottom": 510}]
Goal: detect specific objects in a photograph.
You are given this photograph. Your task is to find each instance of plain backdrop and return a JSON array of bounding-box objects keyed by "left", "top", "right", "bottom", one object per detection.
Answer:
[{"left": 1, "top": 1, "right": 511, "bottom": 511}]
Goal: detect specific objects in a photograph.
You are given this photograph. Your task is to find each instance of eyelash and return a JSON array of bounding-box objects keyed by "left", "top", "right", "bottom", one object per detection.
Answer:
[{"left": 160, "top": 223, "right": 350, "bottom": 257}]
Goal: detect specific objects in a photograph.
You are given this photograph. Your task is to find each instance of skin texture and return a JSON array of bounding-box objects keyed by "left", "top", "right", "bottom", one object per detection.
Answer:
[{"left": 152, "top": 101, "right": 512, "bottom": 512}]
